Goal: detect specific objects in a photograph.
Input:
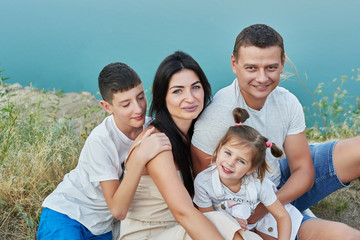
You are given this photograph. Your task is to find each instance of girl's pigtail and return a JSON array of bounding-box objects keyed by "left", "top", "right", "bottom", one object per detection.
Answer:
[
  {"left": 269, "top": 142, "right": 283, "bottom": 158},
  {"left": 232, "top": 108, "right": 249, "bottom": 124}
]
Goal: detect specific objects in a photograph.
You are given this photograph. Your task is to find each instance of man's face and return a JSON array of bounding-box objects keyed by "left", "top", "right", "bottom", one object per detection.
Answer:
[{"left": 231, "top": 45, "right": 285, "bottom": 110}]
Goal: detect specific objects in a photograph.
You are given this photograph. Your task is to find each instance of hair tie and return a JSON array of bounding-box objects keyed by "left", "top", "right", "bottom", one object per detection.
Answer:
[
  {"left": 266, "top": 141, "right": 272, "bottom": 148},
  {"left": 235, "top": 122, "right": 242, "bottom": 127}
]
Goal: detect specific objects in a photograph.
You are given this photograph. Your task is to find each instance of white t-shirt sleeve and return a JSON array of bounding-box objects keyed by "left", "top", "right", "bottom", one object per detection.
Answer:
[
  {"left": 85, "top": 137, "right": 121, "bottom": 183},
  {"left": 193, "top": 172, "right": 213, "bottom": 208},
  {"left": 285, "top": 93, "right": 306, "bottom": 136},
  {"left": 259, "top": 178, "right": 278, "bottom": 207}
]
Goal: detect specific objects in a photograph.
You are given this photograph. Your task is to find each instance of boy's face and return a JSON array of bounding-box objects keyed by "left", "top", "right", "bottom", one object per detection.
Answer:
[
  {"left": 101, "top": 83, "right": 147, "bottom": 135},
  {"left": 231, "top": 45, "right": 285, "bottom": 110}
]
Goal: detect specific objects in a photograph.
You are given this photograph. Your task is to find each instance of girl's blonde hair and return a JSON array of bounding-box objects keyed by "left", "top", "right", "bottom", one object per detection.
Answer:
[{"left": 211, "top": 108, "right": 283, "bottom": 182}]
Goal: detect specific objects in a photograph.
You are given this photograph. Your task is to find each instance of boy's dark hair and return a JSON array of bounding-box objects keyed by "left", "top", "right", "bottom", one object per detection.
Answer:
[
  {"left": 233, "top": 24, "right": 284, "bottom": 61},
  {"left": 212, "top": 108, "right": 283, "bottom": 182},
  {"left": 98, "top": 62, "right": 142, "bottom": 103}
]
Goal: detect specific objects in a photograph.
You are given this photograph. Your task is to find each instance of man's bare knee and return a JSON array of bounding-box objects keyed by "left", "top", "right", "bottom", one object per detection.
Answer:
[{"left": 298, "top": 219, "right": 360, "bottom": 240}]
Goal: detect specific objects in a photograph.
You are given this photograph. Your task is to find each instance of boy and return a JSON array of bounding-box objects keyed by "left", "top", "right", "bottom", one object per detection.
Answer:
[{"left": 37, "top": 62, "right": 171, "bottom": 239}]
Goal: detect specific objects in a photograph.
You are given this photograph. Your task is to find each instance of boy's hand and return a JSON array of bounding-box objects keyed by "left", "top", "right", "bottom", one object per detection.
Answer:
[
  {"left": 234, "top": 218, "right": 248, "bottom": 230},
  {"left": 136, "top": 127, "right": 171, "bottom": 165}
]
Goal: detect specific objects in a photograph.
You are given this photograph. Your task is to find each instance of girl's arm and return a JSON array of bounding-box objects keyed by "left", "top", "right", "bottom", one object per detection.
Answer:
[
  {"left": 101, "top": 127, "right": 171, "bottom": 220},
  {"left": 146, "top": 149, "right": 225, "bottom": 240},
  {"left": 265, "top": 199, "right": 291, "bottom": 240},
  {"left": 197, "top": 206, "right": 215, "bottom": 213}
]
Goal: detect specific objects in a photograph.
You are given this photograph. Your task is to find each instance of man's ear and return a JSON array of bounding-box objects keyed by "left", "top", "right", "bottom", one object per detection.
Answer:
[
  {"left": 280, "top": 54, "right": 286, "bottom": 73},
  {"left": 230, "top": 54, "right": 238, "bottom": 75},
  {"left": 100, "top": 100, "right": 113, "bottom": 115}
]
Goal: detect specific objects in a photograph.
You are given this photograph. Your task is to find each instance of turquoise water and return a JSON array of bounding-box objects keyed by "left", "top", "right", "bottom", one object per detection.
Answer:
[{"left": 1, "top": 0, "right": 359, "bottom": 126}]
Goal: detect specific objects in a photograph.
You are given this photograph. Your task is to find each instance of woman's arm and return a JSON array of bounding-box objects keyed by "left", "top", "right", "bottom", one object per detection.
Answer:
[
  {"left": 265, "top": 199, "right": 291, "bottom": 240},
  {"left": 147, "top": 150, "right": 225, "bottom": 240},
  {"left": 101, "top": 127, "right": 171, "bottom": 220}
]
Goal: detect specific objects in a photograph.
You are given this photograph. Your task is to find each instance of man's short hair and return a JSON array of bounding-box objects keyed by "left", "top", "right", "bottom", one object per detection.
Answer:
[{"left": 233, "top": 24, "right": 284, "bottom": 60}]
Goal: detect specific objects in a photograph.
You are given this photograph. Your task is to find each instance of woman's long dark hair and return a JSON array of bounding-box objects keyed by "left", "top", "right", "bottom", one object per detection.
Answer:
[{"left": 149, "top": 51, "right": 211, "bottom": 196}]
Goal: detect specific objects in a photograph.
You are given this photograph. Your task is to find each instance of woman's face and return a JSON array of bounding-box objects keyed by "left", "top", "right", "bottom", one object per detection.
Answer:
[{"left": 165, "top": 69, "right": 204, "bottom": 129}]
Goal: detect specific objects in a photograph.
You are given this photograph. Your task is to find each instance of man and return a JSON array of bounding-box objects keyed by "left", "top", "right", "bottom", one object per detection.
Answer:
[{"left": 191, "top": 24, "right": 360, "bottom": 240}]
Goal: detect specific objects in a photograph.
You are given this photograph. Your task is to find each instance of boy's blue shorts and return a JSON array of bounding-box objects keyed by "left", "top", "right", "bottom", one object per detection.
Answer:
[
  {"left": 278, "top": 141, "right": 349, "bottom": 225},
  {"left": 37, "top": 207, "right": 112, "bottom": 240}
]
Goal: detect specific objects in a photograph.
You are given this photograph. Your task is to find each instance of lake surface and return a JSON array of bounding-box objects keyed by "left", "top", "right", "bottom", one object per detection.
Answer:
[{"left": 1, "top": 0, "right": 359, "bottom": 126}]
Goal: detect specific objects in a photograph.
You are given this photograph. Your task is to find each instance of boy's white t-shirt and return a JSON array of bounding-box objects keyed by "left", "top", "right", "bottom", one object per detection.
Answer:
[
  {"left": 192, "top": 79, "right": 305, "bottom": 186},
  {"left": 42, "top": 115, "right": 151, "bottom": 235}
]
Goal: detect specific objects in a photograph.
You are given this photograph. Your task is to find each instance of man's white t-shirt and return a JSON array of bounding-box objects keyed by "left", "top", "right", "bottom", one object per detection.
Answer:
[
  {"left": 42, "top": 115, "right": 151, "bottom": 235},
  {"left": 192, "top": 79, "right": 305, "bottom": 186}
]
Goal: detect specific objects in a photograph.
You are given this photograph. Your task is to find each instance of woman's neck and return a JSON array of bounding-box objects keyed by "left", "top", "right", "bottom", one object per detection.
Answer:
[{"left": 172, "top": 117, "right": 193, "bottom": 136}]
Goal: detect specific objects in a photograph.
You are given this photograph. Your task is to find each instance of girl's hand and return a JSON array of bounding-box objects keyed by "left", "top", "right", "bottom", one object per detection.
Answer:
[{"left": 234, "top": 218, "right": 248, "bottom": 230}]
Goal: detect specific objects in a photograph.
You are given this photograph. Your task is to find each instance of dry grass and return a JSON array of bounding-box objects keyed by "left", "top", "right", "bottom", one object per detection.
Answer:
[
  {"left": 311, "top": 179, "right": 360, "bottom": 230},
  {"left": 0, "top": 82, "right": 359, "bottom": 239},
  {"left": 0, "top": 84, "right": 105, "bottom": 239}
]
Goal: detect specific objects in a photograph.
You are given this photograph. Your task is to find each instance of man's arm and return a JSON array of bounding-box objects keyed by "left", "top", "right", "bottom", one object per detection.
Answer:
[
  {"left": 248, "top": 131, "right": 314, "bottom": 223},
  {"left": 191, "top": 144, "right": 212, "bottom": 177},
  {"left": 277, "top": 131, "right": 314, "bottom": 203}
]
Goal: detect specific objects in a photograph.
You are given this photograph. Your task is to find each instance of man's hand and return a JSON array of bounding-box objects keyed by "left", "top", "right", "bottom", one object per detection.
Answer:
[{"left": 247, "top": 203, "right": 268, "bottom": 224}]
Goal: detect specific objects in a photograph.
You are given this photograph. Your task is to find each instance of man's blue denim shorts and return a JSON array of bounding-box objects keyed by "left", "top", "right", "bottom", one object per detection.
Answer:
[
  {"left": 278, "top": 141, "right": 349, "bottom": 224},
  {"left": 37, "top": 207, "right": 112, "bottom": 240}
]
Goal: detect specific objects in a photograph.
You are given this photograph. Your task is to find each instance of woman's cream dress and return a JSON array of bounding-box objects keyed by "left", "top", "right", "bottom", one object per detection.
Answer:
[{"left": 119, "top": 173, "right": 262, "bottom": 240}]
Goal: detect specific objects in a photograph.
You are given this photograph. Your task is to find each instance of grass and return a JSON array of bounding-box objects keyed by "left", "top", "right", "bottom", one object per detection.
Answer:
[
  {"left": 0, "top": 65, "right": 359, "bottom": 239},
  {"left": 0, "top": 72, "right": 105, "bottom": 239}
]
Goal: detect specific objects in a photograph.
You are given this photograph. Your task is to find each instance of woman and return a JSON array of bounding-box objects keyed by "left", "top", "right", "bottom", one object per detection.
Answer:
[{"left": 119, "top": 51, "right": 246, "bottom": 240}]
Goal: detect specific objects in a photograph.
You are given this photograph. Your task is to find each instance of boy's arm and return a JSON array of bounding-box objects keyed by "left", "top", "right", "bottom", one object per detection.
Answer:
[
  {"left": 101, "top": 127, "right": 171, "bottom": 220},
  {"left": 265, "top": 199, "right": 291, "bottom": 240}
]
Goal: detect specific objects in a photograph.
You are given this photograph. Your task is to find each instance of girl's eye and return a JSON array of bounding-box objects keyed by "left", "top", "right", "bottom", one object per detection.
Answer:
[
  {"left": 173, "top": 89, "right": 181, "bottom": 94},
  {"left": 122, "top": 103, "right": 130, "bottom": 108},
  {"left": 238, "top": 159, "right": 245, "bottom": 164},
  {"left": 193, "top": 85, "right": 201, "bottom": 90},
  {"left": 225, "top": 151, "right": 231, "bottom": 156}
]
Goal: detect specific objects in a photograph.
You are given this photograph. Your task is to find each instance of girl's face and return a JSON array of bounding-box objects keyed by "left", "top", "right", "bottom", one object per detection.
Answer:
[
  {"left": 165, "top": 69, "right": 204, "bottom": 130},
  {"left": 216, "top": 139, "right": 255, "bottom": 190}
]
